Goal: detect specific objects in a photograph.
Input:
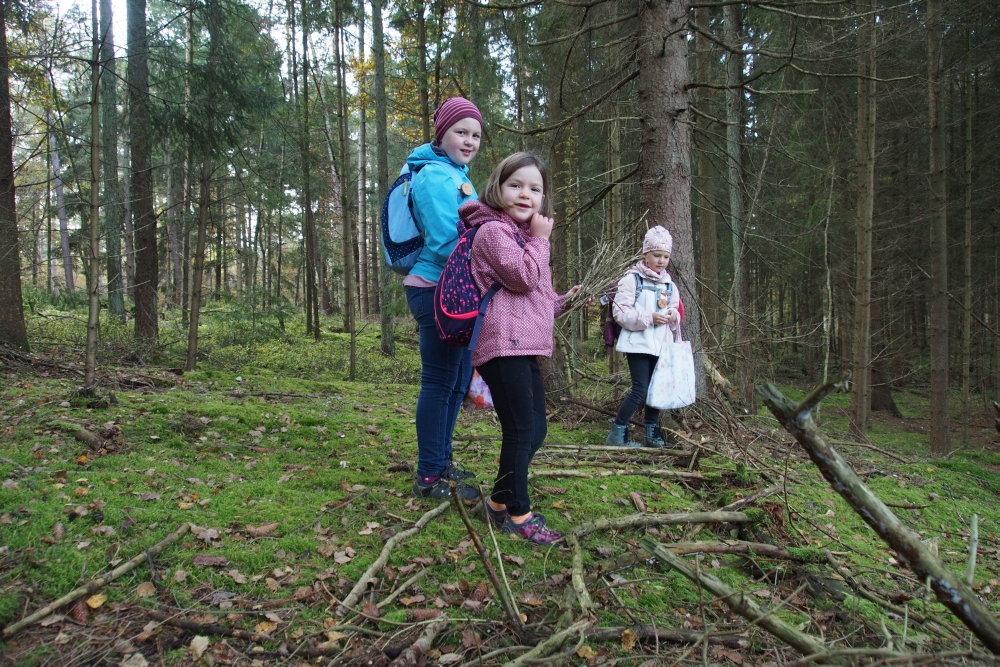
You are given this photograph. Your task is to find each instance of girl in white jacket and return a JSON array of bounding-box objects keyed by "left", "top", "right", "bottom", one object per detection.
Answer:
[{"left": 607, "top": 226, "right": 681, "bottom": 447}]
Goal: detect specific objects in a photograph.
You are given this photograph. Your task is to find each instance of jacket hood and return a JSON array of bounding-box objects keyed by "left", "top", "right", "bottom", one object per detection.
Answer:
[
  {"left": 406, "top": 142, "right": 468, "bottom": 173},
  {"left": 458, "top": 200, "right": 526, "bottom": 233}
]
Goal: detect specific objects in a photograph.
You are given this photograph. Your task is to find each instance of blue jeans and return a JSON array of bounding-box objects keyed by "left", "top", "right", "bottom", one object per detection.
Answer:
[{"left": 406, "top": 286, "right": 473, "bottom": 478}]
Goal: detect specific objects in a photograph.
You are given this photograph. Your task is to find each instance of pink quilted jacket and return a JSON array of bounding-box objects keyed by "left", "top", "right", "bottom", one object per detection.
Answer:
[{"left": 463, "top": 200, "right": 568, "bottom": 367}]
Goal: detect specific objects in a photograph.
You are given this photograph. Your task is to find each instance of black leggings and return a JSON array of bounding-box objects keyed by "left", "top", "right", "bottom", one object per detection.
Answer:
[
  {"left": 476, "top": 356, "right": 546, "bottom": 517},
  {"left": 614, "top": 353, "right": 660, "bottom": 426}
]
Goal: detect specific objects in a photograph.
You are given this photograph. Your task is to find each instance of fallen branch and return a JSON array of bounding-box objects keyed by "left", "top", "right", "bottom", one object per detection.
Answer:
[
  {"left": 377, "top": 568, "right": 429, "bottom": 609},
  {"left": 529, "top": 468, "right": 706, "bottom": 482},
  {"left": 448, "top": 485, "right": 524, "bottom": 633},
  {"left": 506, "top": 619, "right": 590, "bottom": 667},
  {"left": 587, "top": 625, "right": 744, "bottom": 647},
  {"left": 2, "top": 522, "right": 191, "bottom": 637},
  {"left": 336, "top": 501, "right": 450, "bottom": 615},
  {"left": 572, "top": 511, "right": 751, "bottom": 538},
  {"left": 565, "top": 534, "right": 594, "bottom": 615},
  {"left": 828, "top": 439, "right": 910, "bottom": 464},
  {"left": 883, "top": 502, "right": 930, "bottom": 510},
  {"left": 757, "top": 381, "right": 1000, "bottom": 655},
  {"left": 683, "top": 484, "right": 780, "bottom": 540},
  {"left": 143, "top": 609, "right": 271, "bottom": 644},
  {"left": 664, "top": 540, "right": 820, "bottom": 562},
  {"left": 388, "top": 616, "right": 450, "bottom": 667},
  {"left": 641, "top": 539, "right": 834, "bottom": 662},
  {"left": 823, "top": 551, "right": 929, "bottom": 626},
  {"left": 51, "top": 420, "right": 107, "bottom": 451}
]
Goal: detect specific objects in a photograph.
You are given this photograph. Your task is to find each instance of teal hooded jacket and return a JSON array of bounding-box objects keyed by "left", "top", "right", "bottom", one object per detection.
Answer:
[{"left": 405, "top": 143, "right": 478, "bottom": 282}]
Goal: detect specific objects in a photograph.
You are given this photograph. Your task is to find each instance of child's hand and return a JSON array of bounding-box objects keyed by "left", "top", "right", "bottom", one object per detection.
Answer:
[
  {"left": 529, "top": 213, "right": 554, "bottom": 240},
  {"left": 665, "top": 308, "right": 680, "bottom": 324},
  {"left": 651, "top": 312, "right": 670, "bottom": 326}
]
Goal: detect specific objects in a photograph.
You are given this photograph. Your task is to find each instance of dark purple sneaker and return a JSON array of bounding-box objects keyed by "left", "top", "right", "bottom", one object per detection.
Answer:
[
  {"left": 482, "top": 501, "right": 508, "bottom": 527},
  {"left": 501, "top": 513, "right": 563, "bottom": 545}
]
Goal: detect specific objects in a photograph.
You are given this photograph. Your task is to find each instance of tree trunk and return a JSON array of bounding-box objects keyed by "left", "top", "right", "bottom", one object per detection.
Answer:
[
  {"left": 180, "top": 5, "right": 193, "bottom": 326},
  {"left": 298, "top": 0, "right": 320, "bottom": 339},
  {"left": 0, "top": 4, "right": 27, "bottom": 349},
  {"left": 723, "top": 3, "right": 749, "bottom": 405},
  {"left": 961, "top": 59, "right": 973, "bottom": 445},
  {"left": 695, "top": 5, "right": 719, "bottom": 346},
  {"left": 100, "top": 0, "right": 124, "bottom": 319},
  {"left": 927, "top": 0, "right": 950, "bottom": 456},
  {"left": 49, "top": 114, "right": 73, "bottom": 293},
  {"left": 121, "top": 141, "right": 135, "bottom": 299},
  {"left": 372, "top": 0, "right": 394, "bottom": 357},
  {"left": 85, "top": 0, "right": 101, "bottom": 387},
  {"left": 851, "top": 5, "right": 876, "bottom": 438},
  {"left": 416, "top": 0, "right": 429, "bottom": 144},
  {"left": 336, "top": 5, "right": 356, "bottom": 378},
  {"left": 186, "top": 158, "right": 212, "bottom": 371},
  {"left": 128, "top": 0, "right": 158, "bottom": 340},
  {"left": 606, "top": 118, "right": 622, "bottom": 375},
  {"left": 357, "top": 10, "right": 368, "bottom": 317},
  {"left": 165, "top": 139, "right": 183, "bottom": 308},
  {"left": 638, "top": 0, "right": 703, "bottom": 396}
]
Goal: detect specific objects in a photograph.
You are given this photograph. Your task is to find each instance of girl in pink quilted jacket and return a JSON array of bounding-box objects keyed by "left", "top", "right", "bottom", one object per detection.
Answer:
[{"left": 462, "top": 152, "right": 579, "bottom": 545}]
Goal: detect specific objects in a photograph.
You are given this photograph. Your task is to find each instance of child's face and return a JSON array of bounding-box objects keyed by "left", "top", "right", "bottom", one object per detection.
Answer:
[
  {"left": 500, "top": 166, "right": 544, "bottom": 224},
  {"left": 439, "top": 118, "right": 482, "bottom": 166},
  {"left": 643, "top": 250, "right": 670, "bottom": 272}
]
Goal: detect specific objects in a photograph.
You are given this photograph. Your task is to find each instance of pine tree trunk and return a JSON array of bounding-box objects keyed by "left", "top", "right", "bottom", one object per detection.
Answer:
[
  {"left": 961, "top": 60, "right": 973, "bottom": 445},
  {"left": 85, "top": 0, "right": 101, "bottom": 387},
  {"left": 638, "top": 0, "right": 703, "bottom": 395},
  {"left": 121, "top": 141, "right": 135, "bottom": 299},
  {"left": 335, "top": 6, "right": 356, "bottom": 378},
  {"left": 694, "top": 5, "right": 719, "bottom": 345},
  {"left": 128, "top": 0, "right": 158, "bottom": 340},
  {"left": 357, "top": 10, "right": 368, "bottom": 317},
  {"left": 927, "top": 0, "right": 950, "bottom": 456},
  {"left": 0, "top": 5, "right": 27, "bottom": 349},
  {"left": 416, "top": 1, "right": 429, "bottom": 144},
  {"left": 372, "top": 0, "right": 394, "bottom": 357},
  {"left": 723, "top": 2, "right": 750, "bottom": 405},
  {"left": 49, "top": 115, "right": 73, "bottom": 293},
  {"left": 851, "top": 6, "right": 876, "bottom": 438},
  {"left": 165, "top": 139, "right": 183, "bottom": 308},
  {"left": 186, "top": 158, "right": 212, "bottom": 371},
  {"left": 100, "top": 0, "right": 124, "bottom": 319}
]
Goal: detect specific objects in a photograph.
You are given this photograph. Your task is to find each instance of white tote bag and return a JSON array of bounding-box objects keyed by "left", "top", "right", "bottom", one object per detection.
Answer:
[{"left": 646, "top": 322, "right": 696, "bottom": 410}]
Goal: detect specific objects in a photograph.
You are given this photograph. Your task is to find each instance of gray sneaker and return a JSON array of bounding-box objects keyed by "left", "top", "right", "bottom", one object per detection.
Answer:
[{"left": 411, "top": 474, "right": 481, "bottom": 502}]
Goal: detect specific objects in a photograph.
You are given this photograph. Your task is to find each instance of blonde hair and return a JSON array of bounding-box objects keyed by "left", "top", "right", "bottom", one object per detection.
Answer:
[{"left": 479, "top": 152, "right": 553, "bottom": 218}]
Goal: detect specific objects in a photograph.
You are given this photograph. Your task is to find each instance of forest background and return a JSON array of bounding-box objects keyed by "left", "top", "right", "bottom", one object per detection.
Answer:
[{"left": 1, "top": 0, "right": 1000, "bottom": 456}]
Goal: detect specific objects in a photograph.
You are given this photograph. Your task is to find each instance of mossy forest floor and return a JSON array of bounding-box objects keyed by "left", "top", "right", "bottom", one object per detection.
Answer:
[{"left": 2, "top": 305, "right": 1000, "bottom": 666}]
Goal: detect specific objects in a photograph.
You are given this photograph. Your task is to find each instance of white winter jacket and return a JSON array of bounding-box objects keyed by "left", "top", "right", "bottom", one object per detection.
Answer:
[{"left": 613, "top": 262, "right": 680, "bottom": 357}]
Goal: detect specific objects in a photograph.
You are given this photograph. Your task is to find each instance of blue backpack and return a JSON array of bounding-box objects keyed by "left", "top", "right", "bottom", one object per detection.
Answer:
[{"left": 381, "top": 162, "right": 467, "bottom": 275}]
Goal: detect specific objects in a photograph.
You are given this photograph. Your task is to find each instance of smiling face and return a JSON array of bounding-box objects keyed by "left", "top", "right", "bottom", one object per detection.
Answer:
[
  {"left": 499, "top": 166, "right": 545, "bottom": 224},
  {"left": 437, "top": 118, "right": 482, "bottom": 166},
  {"left": 643, "top": 250, "right": 670, "bottom": 273}
]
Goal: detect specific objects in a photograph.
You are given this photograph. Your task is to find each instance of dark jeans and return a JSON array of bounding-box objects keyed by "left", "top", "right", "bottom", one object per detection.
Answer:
[
  {"left": 476, "top": 355, "right": 547, "bottom": 517},
  {"left": 614, "top": 353, "right": 660, "bottom": 426},
  {"left": 406, "top": 286, "right": 473, "bottom": 478}
]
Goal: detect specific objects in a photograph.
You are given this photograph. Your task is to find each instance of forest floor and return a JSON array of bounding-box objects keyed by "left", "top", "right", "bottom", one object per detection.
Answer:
[{"left": 2, "top": 305, "right": 1000, "bottom": 667}]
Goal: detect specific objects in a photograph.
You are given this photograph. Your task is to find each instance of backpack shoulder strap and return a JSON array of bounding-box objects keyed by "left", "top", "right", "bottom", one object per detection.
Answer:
[{"left": 417, "top": 161, "right": 466, "bottom": 193}]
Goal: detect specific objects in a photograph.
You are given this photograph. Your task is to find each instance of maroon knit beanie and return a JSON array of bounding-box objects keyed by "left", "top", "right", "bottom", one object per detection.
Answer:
[{"left": 433, "top": 97, "right": 483, "bottom": 144}]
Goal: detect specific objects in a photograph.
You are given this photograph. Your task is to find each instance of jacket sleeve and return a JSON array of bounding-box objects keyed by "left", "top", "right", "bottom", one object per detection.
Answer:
[
  {"left": 613, "top": 274, "right": 653, "bottom": 331},
  {"left": 410, "top": 165, "right": 466, "bottom": 267},
  {"left": 472, "top": 224, "right": 549, "bottom": 294}
]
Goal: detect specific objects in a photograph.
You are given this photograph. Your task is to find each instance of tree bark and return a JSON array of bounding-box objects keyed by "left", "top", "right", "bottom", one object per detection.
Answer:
[
  {"left": 415, "top": 0, "right": 429, "bottom": 144},
  {"left": 850, "top": 5, "right": 876, "bottom": 438},
  {"left": 165, "top": 139, "right": 183, "bottom": 308},
  {"left": 694, "top": 5, "right": 719, "bottom": 345},
  {"left": 85, "top": 0, "right": 101, "bottom": 387},
  {"left": 638, "top": 0, "right": 703, "bottom": 396},
  {"left": 927, "top": 0, "right": 949, "bottom": 455},
  {"left": 186, "top": 158, "right": 212, "bottom": 371},
  {"left": 723, "top": 2, "right": 749, "bottom": 405},
  {"left": 0, "top": 4, "right": 27, "bottom": 349},
  {"left": 372, "top": 0, "right": 394, "bottom": 357},
  {"left": 128, "top": 0, "right": 158, "bottom": 340},
  {"left": 335, "top": 4, "right": 356, "bottom": 378},
  {"left": 100, "top": 0, "right": 124, "bottom": 319},
  {"left": 961, "top": 59, "right": 973, "bottom": 446},
  {"left": 49, "top": 114, "right": 73, "bottom": 293},
  {"left": 357, "top": 9, "right": 368, "bottom": 317}
]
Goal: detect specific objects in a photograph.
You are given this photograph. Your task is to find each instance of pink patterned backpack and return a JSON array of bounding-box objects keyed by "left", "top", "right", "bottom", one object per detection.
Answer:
[{"left": 434, "top": 220, "right": 522, "bottom": 350}]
